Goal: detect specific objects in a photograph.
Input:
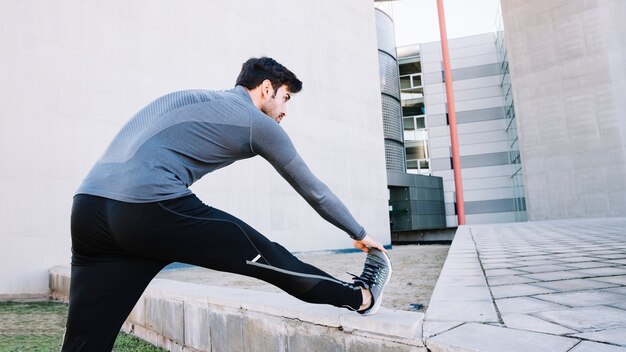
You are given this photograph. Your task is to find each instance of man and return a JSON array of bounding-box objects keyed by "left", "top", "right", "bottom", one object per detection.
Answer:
[{"left": 62, "top": 57, "right": 392, "bottom": 351}]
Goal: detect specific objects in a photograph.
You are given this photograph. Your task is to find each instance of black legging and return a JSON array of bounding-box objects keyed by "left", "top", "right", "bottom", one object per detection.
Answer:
[{"left": 62, "top": 194, "right": 363, "bottom": 351}]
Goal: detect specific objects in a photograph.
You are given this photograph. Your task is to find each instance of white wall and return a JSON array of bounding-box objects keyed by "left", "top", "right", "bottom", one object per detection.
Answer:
[
  {"left": 501, "top": 0, "right": 626, "bottom": 220},
  {"left": 0, "top": 1, "right": 389, "bottom": 296}
]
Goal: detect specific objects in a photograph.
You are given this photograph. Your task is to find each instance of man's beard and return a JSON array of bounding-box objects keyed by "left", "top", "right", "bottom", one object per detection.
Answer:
[{"left": 261, "top": 100, "right": 279, "bottom": 120}]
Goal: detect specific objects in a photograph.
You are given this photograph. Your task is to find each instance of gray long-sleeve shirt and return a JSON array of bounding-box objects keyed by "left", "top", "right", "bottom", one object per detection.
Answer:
[{"left": 77, "top": 85, "right": 366, "bottom": 240}]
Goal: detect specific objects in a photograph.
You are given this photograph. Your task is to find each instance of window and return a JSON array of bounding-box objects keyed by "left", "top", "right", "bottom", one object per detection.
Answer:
[
  {"left": 400, "top": 76, "right": 411, "bottom": 89},
  {"left": 399, "top": 61, "right": 421, "bottom": 75},
  {"left": 415, "top": 116, "right": 425, "bottom": 129},
  {"left": 406, "top": 158, "right": 431, "bottom": 175},
  {"left": 399, "top": 73, "right": 422, "bottom": 91},
  {"left": 400, "top": 58, "right": 430, "bottom": 175}
]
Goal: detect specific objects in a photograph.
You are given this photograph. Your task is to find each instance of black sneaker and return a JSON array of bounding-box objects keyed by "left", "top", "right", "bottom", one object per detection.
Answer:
[{"left": 350, "top": 248, "right": 392, "bottom": 315}]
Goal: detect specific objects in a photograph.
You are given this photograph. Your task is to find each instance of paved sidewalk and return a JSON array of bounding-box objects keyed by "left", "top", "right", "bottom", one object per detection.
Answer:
[{"left": 425, "top": 217, "right": 626, "bottom": 352}]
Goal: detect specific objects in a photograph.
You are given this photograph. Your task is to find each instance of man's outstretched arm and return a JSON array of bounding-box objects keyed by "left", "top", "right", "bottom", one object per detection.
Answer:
[{"left": 250, "top": 110, "right": 384, "bottom": 249}]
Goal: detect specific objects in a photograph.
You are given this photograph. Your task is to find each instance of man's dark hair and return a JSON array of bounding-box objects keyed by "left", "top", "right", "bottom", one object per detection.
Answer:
[{"left": 236, "top": 57, "right": 302, "bottom": 94}]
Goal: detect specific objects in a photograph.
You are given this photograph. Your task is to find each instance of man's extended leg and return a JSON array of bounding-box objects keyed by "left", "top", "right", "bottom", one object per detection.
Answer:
[{"left": 107, "top": 194, "right": 365, "bottom": 311}]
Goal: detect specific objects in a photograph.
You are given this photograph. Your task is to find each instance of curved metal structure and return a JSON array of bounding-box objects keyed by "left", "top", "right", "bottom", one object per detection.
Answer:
[{"left": 375, "top": 8, "right": 405, "bottom": 173}]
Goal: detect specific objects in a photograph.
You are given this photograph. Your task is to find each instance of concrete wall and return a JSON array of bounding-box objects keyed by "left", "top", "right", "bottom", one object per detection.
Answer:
[
  {"left": 420, "top": 34, "right": 518, "bottom": 226},
  {"left": 0, "top": 1, "right": 389, "bottom": 296},
  {"left": 501, "top": 0, "right": 626, "bottom": 220}
]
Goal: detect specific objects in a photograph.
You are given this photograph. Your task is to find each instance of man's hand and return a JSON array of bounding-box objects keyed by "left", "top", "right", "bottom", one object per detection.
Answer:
[{"left": 353, "top": 234, "right": 387, "bottom": 253}]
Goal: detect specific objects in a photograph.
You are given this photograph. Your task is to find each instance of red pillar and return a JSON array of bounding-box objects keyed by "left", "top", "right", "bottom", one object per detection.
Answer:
[{"left": 436, "top": 0, "right": 466, "bottom": 225}]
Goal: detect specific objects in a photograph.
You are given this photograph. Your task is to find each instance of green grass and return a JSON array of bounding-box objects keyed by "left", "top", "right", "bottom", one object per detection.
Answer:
[{"left": 0, "top": 301, "right": 166, "bottom": 352}]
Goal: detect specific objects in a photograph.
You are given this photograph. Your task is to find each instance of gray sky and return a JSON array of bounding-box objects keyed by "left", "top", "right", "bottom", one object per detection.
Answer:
[{"left": 389, "top": 0, "right": 501, "bottom": 46}]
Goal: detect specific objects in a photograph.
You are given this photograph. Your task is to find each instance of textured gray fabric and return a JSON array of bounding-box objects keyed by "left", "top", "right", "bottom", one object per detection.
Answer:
[{"left": 77, "top": 86, "right": 366, "bottom": 240}]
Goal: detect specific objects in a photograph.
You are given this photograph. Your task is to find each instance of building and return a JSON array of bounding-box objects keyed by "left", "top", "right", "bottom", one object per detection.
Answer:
[
  {"left": 0, "top": 1, "right": 390, "bottom": 298},
  {"left": 375, "top": 5, "right": 447, "bottom": 235},
  {"left": 500, "top": 0, "right": 626, "bottom": 219},
  {"left": 398, "top": 33, "right": 524, "bottom": 226},
  {"left": 393, "top": 0, "right": 626, "bottom": 226}
]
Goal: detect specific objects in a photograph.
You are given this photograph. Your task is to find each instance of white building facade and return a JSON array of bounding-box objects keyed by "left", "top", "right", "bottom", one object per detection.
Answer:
[
  {"left": 0, "top": 1, "right": 390, "bottom": 297},
  {"left": 400, "top": 33, "right": 523, "bottom": 226}
]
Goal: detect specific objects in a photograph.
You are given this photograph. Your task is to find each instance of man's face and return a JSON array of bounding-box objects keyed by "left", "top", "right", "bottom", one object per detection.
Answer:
[{"left": 261, "top": 85, "right": 291, "bottom": 124}]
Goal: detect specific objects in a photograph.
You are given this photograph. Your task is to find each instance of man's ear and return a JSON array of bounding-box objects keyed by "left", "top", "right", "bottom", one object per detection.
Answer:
[{"left": 261, "top": 79, "right": 274, "bottom": 98}]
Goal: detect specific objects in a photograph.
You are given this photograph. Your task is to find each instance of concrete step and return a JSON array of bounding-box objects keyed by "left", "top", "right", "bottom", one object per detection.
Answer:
[{"left": 49, "top": 266, "right": 426, "bottom": 352}]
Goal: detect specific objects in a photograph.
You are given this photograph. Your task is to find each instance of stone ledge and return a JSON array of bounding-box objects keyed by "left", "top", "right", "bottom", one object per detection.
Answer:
[
  {"left": 424, "top": 226, "right": 499, "bottom": 326},
  {"left": 50, "top": 266, "right": 425, "bottom": 352}
]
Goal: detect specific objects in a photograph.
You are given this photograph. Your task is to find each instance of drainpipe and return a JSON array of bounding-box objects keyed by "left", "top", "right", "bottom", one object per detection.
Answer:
[{"left": 436, "top": 0, "right": 466, "bottom": 225}]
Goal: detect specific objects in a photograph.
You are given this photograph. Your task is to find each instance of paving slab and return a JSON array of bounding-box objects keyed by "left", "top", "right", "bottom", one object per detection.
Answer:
[
  {"left": 588, "top": 248, "right": 625, "bottom": 253},
  {"left": 526, "top": 255, "right": 569, "bottom": 262},
  {"left": 569, "top": 341, "right": 626, "bottom": 352},
  {"left": 430, "top": 286, "right": 492, "bottom": 302},
  {"left": 560, "top": 256, "right": 601, "bottom": 263},
  {"left": 487, "top": 275, "right": 537, "bottom": 286},
  {"left": 572, "top": 267, "right": 626, "bottom": 277},
  {"left": 484, "top": 268, "right": 527, "bottom": 277},
  {"left": 490, "top": 283, "right": 555, "bottom": 299},
  {"left": 421, "top": 321, "right": 463, "bottom": 339},
  {"left": 501, "top": 313, "right": 578, "bottom": 335},
  {"left": 514, "top": 264, "right": 574, "bottom": 274},
  {"left": 425, "top": 300, "right": 499, "bottom": 323},
  {"left": 573, "top": 327, "right": 626, "bottom": 347},
  {"left": 512, "top": 259, "right": 564, "bottom": 266},
  {"left": 531, "top": 278, "right": 620, "bottom": 292},
  {"left": 593, "top": 275, "right": 626, "bottom": 285},
  {"left": 521, "top": 271, "right": 588, "bottom": 282},
  {"left": 605, "top": 287, "right": 626, "bottom": 296},
  {"left": 446, "top": 254, "right": 480, "bottom": 258},
  {"left": 510, "top": 251, "right": 551, "bottom": 257},
  {"left": 481, "top": 262, "right": 517, "bottom": 270},
  {"left": 534, "top": 306, "right": 626, "bottom": 331},
  {"left": 442, "top": 260, "right": 480, "bottom": 268},
  {"left": 434, "top": 275, "right": 487, "bottom": 287},
  {"left": 438, "top": 267, "right": 484, "bottom": 277},
  {"left": 496, "top": 297, "right": 568, "bottom": 315},
  {"left": 441, "top": 264, "right": 480, "bottom": 272},
  {"left": 481, "top": 258, "right": 517, "bottom": 265},
  {"left": 609, "top": 302, "right": 626, "bottom": 310},
  {"left": 426, "top": 323, "right": 578, "bottom": 352},
  {"left": 562, "top": 261, "right": 615, "bottom": 269},
  {"left": 593, "top": 254, "right": 626, "bottom": 260},
  {"left": 534, "top": 290, "right": 626, "bottom": 307}
]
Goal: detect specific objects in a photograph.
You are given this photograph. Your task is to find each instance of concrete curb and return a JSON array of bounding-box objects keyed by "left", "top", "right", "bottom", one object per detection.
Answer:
[
  {"left": 49, "top": 266, "right": 426, "bottom": 351},
  {"left": 422, "top": 225, "right": 500, "bottom": 345}
]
